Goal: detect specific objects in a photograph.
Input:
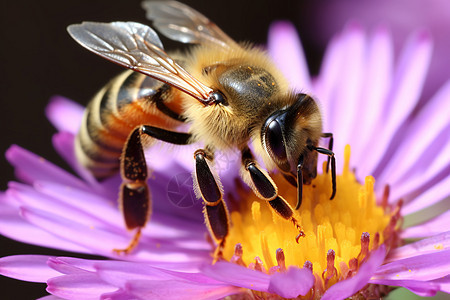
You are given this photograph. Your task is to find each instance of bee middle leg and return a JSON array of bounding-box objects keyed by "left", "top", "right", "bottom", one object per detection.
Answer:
[
  {"left": 114, "top": 125, "right": 191, "bottom": 254},
  {"left": 241, "top": 147, "right": 305, "bottom": 242},
  {"left": 194, "top": 149, "right": 229, "bottom": 261}
]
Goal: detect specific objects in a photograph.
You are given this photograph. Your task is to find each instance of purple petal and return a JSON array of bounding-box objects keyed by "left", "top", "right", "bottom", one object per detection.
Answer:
[
  {"left": 432, "top": 275, "right": 450, "bottom": 294},
  {"left": 376, "top": 80, "right": 450, "bottom": 188},
  {"left": 48, "top": 257, "right": 99, "bottom": 274},
  {"left": 100, "top": 290, "right": 134, "bottom": 300},
  {"left": 373, "top": 249, "right": 450, "bottom": 281},
  {"left": 267, "top": 267, "right": 314, "bottom": 298},
  {"left": 370, "top": 276, "right": 449, "bottom": 297},
  {"left": 322, "top": 246, "right": 386, "bottom": 300},
  {"left": 93, "top": 260, "right": 224, "bottom": 289},
  {"left": 268, "top": 21, "right": 312, "bottom": 91},
  {"left": 9, "top": 181, "right": 119, "bottom": 229},
  {"left": 401, "top": 169, "right": 450, "bottom": 216},
  {"left": 327, "top": 23, "right": 366, "bottom": 161},
  {"left": 386, "top": 231, "right": 450, "bottom": 263},
  {"left": 20, "top": 205, "right": 209, "bottom": 264},
  {"left": 47, "top": 273, "right": 117, "bottom": 300},
  {"left": 19, "top": 205, "right": 123, "bottom": 256},
  {"left": 201, "top": 261, "right": 270, "bottom": 292},
  {"left": 401, "top": 210, "right": 450, "bottom": 239},
  {"left": 125, "top": 279, "right": 238, "bottom": 300},
  {"left": 0, "top": 195, "right": 89, "bottom": 253},
  {"left": 314, "top": 27, "right": 349, "bottom": 132},
  {"left": 37, "top": 296, "right": 66, "bottom": 300},
  {"left": 0, "top": 255, "right": 59, "bottom": 282},
  {"left": 359, "top": 30, "right": 433, "bottom": 178},
  {"left": 52, "top": 132, "right": 102, "bottom": 187},
  {"left": 352, "top": 26, "right": 394, "bottom": 165},
  {"left": 5, "top": 145, "right": 89, "bottom": 191},
  {"left": 45, "top": 96, "right": 84, "bottom": 134},
  {"left": 390, "top": 136, "right": 450, "bottom": 204}
]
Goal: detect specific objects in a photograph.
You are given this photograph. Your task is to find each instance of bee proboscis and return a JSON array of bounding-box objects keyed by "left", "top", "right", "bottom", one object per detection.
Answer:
[{"left": 68, "top": 0, "right": 336, "bottom": 256}]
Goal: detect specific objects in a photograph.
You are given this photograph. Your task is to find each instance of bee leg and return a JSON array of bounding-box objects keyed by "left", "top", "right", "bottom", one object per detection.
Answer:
[
  {"left": 321, "top": 132, "right": 334, "bottom": 173},
  {"left": 296, "top": 154, "right": 304, "bottom": 210},
  {"left": 115, "top": 126, "right": 192, "bottom": 254},
  {"left": 194, "top": 149, "right": 229, "bottom": 262},
  {"left": 114, "top": 127, "right": 150, "bottom": 255},
  {"left": 241, "top": 148, "right": 305, "bottom": 242},
  {"left": 312, "top": 146, "right": 337, "bottom": 200}
]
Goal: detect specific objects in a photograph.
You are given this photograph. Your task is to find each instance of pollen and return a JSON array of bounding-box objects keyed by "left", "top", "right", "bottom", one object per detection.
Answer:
[
  {"left": 434, "top": 244, "right": 444, "bottom": 250},
  {"left": 223, "top": 145, "right": 395, "bottom": 295}
]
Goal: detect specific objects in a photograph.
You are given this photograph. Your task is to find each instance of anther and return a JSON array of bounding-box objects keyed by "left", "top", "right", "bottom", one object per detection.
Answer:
[
  {"left": 303, "top": 260, "right": 313, "bottom": 272},
  {"left": 357, "top": 232, "right": 370, "bottom": 262},
  {"left": 276, "top": 248, "right": 286, "bottom": 272},
  {"left": 230, "top": 243, "right": 245, "bottom": 266},
  {"left": 249, "top": 257, "right": 265, "bottom": 272}
]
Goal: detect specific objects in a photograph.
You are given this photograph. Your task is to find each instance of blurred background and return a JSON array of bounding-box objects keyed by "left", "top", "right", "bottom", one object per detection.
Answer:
[{"left": 1, "top": 0, "right": 449, "bottom": 298}]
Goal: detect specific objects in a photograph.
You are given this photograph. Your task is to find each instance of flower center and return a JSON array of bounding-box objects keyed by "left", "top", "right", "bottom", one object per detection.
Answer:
[{"left": 223, "top": 145, "right": 392, "bottom": 290}]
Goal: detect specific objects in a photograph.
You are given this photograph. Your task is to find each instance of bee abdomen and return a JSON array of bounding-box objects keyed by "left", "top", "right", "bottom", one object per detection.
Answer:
[{"left": 75, "top": 70, "right": 183, "bottom": 179}]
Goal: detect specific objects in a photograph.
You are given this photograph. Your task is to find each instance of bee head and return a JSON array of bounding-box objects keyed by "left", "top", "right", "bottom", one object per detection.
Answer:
[{"left": 261, "top": 93, "right": 322, "bottom": 182}]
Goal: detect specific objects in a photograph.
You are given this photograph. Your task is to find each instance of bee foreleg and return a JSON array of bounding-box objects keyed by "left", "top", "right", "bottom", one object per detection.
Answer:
[
  {"left": 115, "top": 125, "right": 192, "bottom": 255},
  {"left": 241, "top": 147, "right": 305, "bottom": 242},
  {"left": 311, "top": 146, "right": 336, "bottom": 200},
  {"left": 296, "top": 154, "right": 304, "bottom": 210},
  {"left": 321, "top": 132, "right": 334, "bottom": 173},
  {"left": 194, "top": 149, "right": 229, "bottom": 261}
]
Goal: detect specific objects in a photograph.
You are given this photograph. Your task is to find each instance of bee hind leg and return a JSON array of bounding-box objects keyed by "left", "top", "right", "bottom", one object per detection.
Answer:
[
  {"left": 114, "top": 125, "right": 192, "bottom": 254},
  {"left": 194, "top": 149, "right": 229, "bottom": 262}
]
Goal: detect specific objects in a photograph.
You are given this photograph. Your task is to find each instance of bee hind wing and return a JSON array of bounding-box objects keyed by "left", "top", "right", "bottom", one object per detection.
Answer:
[
  {"left": 67, "top": 21, "right": 213, "bottom": 103},
  {"left": 142, "top": 0, "right": 239, "bottom": 49}
]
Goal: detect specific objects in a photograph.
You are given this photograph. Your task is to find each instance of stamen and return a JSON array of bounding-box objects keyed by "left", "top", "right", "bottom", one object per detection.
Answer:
[
  {"left": 303, "top": 260, "right": 313, "bottom": 272},
  {"left": 249, "top": 257, "right": 265, "bottom": 272},
  {"left": 322, "top": 249, "right": 337, "bottom": 287},
  {"left": 348, "top": 258, "right": 358, "bottom": 277},
  {"left": 383, "top": 199, "right": 403, "bottom": 250},
  {"left": 230, "top": 243, "right": 245, "bottom": 266},
  {"left": 373, "top": 232, "right": 380, "bottom": 250},
  {"left": 276, "top": 248, "right": 286, "bottom": 272},
  {"left": 357, "top": 232, "right": 370, "bottom": 263},
  {"left": 381, "top": 185, "right": 390, "bottom": 209}
]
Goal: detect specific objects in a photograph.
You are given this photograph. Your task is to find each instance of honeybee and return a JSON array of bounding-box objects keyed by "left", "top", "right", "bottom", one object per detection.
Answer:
[{"left": 68, "top": 0, "right": 336, "bottom": 256}]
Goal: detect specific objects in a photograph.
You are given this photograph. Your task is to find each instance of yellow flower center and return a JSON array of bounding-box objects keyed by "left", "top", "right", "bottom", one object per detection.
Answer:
[{"left": 223, "top": 145, "right": 391, "bottom": 290}]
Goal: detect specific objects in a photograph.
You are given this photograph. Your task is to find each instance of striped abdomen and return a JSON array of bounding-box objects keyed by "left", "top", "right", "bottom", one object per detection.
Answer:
[{"left": 75, "top": 70, "right": 184, "bottom": 179}]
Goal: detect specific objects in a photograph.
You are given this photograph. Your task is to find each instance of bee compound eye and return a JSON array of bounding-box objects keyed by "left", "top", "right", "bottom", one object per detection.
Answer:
[
  {"left": 210, "top": 91, "right": 227, "bottom": 105},
  {"left": 266, "top": 119, "right": 287, "bottom": 161}
]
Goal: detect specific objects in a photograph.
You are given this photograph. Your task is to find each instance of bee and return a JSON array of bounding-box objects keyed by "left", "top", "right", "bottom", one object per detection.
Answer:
[{"left": 68, "top": 0, "right": 336, "bottom": 256}]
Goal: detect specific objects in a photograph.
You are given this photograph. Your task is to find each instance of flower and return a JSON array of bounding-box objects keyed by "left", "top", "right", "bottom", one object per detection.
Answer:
[{"left": 1, "top": 20, "right": 450, "bottom": 299}]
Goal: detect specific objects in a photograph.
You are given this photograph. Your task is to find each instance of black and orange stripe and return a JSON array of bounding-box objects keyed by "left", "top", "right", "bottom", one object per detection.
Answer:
[{"left": 75, "top": 70, "right": 185, "bottom": 179}]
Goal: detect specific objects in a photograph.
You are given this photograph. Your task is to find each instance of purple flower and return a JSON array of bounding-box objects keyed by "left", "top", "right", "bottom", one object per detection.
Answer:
[{"left": 1, "top": 21, "right": 450, "bottom": 299}]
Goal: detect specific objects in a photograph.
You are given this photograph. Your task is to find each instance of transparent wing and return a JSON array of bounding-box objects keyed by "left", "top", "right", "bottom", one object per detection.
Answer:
[
  {"left": 67, "top": 21, "right": 213, "bottom": 103},
  {"left": 142, "top": 0, "right": 239, "bottom": 49}
]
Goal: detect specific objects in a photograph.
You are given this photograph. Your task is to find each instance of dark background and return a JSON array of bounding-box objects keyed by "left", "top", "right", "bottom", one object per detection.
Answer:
[{"left": 0, "top": 0, "right": 323, "bottom": 298}]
